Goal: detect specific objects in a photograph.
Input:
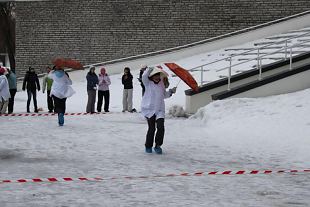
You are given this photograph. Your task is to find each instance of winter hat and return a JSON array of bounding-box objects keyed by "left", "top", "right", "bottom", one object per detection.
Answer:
[
  {"left": 0, "top": 67, "right": 5, "bottom": 75},
  {"left": 100, "top": 67, "right": 106, "bottom": 75},
  {"left": 148, "top": 66, "right": 168, "bottom": 78}
]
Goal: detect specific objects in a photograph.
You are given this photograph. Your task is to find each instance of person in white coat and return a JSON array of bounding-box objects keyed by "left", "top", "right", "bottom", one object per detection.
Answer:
[
  {"left": 0, "top": 67, "right": 10, "bottom": 114},
  {"left": 48, "top": 65, "right": 75, "bottom": 126},
  {"left": 141, "top": 66, "right": 176, "bottom": 154}
]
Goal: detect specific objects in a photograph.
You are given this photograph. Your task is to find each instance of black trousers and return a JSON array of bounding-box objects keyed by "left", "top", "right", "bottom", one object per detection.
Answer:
[
  {"left": 27, "top": 90, "right": 38, "bottom": 111},
  {"left": 145, "top": 115, "right": 165, "bottom": 148},
  {"left": 97, "top": 90, "right": 110, "bottom": 112},
  {"left": 47, "top": 90, "right": 54, "bottom": 112},
  {"left": 8, "top": 89, "right": 17, "bottom": 113},
  {"left": 52, "top": 95, "right": 67, "bottom": 114}
]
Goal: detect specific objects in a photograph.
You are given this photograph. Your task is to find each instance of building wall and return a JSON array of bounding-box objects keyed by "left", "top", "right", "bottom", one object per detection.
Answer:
[{"left": 15, "top": 0, "right": 310, "bottom": 77}]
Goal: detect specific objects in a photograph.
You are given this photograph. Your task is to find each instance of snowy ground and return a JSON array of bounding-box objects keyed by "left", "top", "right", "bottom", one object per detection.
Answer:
[
  {"left": 1, "top": 64, "right": 310, "bottom": 206},
  {"left": 1, "top": 26, "right": 310, "bottom": 207}
]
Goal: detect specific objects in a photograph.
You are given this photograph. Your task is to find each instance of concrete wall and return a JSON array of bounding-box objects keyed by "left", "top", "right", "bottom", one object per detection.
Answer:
[{"left": 15, "top": 0, "right": 310, "bottom": 77}]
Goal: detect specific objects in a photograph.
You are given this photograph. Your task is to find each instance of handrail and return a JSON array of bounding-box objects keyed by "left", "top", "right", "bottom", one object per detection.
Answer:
[
  {"left": 189, "top": 30, "right": 310, "bottom": 72},
  {"left": 214, "top": 38, "right": 310, "bottom": 73}
]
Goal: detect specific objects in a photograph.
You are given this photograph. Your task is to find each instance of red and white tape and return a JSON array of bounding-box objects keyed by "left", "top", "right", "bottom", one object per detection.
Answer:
[
  {"left": 0, "top": 112, "right": 104, "bottom": 117},
  {"left": 1, "top": 169, "right": 309, "bottom": 184}
]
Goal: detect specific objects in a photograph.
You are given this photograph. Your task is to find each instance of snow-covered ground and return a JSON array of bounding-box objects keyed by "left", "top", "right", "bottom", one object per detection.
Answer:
[
  {"left": 1, "top": 26, "right": 310, "bottom": 207},
  {"left": 1, "top": 62, "right": 310, "bottom": 206}
]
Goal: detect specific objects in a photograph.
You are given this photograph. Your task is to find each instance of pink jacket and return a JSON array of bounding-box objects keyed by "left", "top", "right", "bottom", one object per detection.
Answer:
[{"left": 98, "top": 74, "right": 111, "bottom": 91}]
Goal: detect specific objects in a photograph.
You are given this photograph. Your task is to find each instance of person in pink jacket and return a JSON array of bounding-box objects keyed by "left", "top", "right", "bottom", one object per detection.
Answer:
[{"left": 97, "top": 67, "right": 111, "bottom": 112}]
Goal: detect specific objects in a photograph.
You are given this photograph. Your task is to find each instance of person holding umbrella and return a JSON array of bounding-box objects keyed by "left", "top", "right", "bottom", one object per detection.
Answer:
[
  {"left": 48, "top": 65, "right": 75, "bottom": 126},
  {"left": 141, "top": 66, "right": 176, "bottom": 154}
]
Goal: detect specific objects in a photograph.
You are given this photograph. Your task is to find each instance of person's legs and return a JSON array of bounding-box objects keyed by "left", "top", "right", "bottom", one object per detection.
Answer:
[
  {"left": 86, "top": 90, "right": 93, "bottom": 113},
  {"left": 8, "top": 89, "right": 16, "bottom": 113},
  {"left": 0, "top": 98, "right": 9, "bottom": 114},
  {"left": 127, "top": 88, "right": 133, "bottom": 111},
  {"left": 145, "top": 115, "right": 156, "bottom": 149},
  {"left": 89, "top": 90, "right": 96, "bottom": 113},
  {"left": 103, "top": 90, "right": 110, "bottom": 112},
  {"left": 122, "top": 89, "right": 128, "bottom": 111},
  {"left": 155, "top": 118, "right": 165, "bottom": 147},
  {"left": 47, "top": 90, "right": 54, "bottom": 112},
  {"left": 26, "top": 90, "right": 32, "bottom": 112},
  {"left": 32, "top": 90, "right": 38, "bottom": 112},
  {"left": 97, "top": 90, "right": 104, "bottom": 112}
]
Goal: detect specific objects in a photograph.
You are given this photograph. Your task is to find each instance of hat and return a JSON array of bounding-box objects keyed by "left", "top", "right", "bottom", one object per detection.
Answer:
[
  {"left": 149, "top": 66, "right": 168, "bottom": 78},
  {"left": 100, "top": 67, "right": 106, "bottom": 75}
]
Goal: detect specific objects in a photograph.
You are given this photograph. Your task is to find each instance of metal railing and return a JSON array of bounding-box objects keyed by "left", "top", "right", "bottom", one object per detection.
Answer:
[{"left": 189, "top": 30, "right": 310, "bottom": 90}]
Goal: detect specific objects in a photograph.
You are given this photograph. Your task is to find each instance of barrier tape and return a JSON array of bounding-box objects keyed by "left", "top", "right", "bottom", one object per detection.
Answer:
[
  {"left": 1, "top": 169, "right": 309, "bottom": 185},
  {"left": 0, "top": 112, "right": 104, "bottom": 117}
]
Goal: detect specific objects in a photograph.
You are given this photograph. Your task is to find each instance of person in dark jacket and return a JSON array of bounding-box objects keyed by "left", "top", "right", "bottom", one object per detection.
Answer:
[
  {"left": 86, "top": 66, "right": 99, "bottom": 113},
  {"left": 138, "top": 64, "right": 147, "bottom": 96},
  {"left": 6, "top": 68, "right": 17, "bottom": 114},
  {"left": 121, "top": 67, "right": 134, "bottom": 112},
  {"left": 22, "top": 67, "right": 40, "bottom": 113}
]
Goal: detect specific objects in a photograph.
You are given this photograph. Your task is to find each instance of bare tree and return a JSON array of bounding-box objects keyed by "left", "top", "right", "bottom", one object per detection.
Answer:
[{"left": 0, "top": 2, "right": 15, "bottom": 73}]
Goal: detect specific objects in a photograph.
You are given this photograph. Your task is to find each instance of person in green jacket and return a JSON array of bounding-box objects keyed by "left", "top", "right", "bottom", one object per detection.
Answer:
[
  {"left": 6, "top": 68, "right": 17, "bottom": 114},
  {"left": 42, "top": 66, "right": 54, "bottom": 113}
]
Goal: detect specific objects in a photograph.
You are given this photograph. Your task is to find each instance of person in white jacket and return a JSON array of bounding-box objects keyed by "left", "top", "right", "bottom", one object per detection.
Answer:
[
  {"left": 141, "top": 66, "right": 176, "bottom": 154},
  {"left": 48, "top": 65, "right": 75, "bottom": 126},
  {"left": 0, "top": 67, "right": 10, "bottom": 114}
]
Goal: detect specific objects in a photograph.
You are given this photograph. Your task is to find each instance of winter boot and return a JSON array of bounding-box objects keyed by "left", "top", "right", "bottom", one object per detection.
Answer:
[
  {"left": 154, "top": 146, "right": 162, "bottom": 154},
  {"left": 145, "top": 147, "right": 152, "bottom": 153},
  {"left": 58, "top": 113, "right": 64, "bottom": 126}
]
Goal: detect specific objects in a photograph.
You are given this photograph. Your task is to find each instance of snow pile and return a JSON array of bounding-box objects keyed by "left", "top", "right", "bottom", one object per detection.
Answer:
[
  {"left": 168, "top": 105, "right": 187, "bottom": 117},
  {"left": 190, "top": 89, "right": 310, "bottom": 165}
]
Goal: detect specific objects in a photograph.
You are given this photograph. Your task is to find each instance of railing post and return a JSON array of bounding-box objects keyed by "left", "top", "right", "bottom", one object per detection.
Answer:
[
  {"left": 200, "top": 66, "right": 204, "bottom": 85},
  {"left": 258, "top": 57, "right": 262, "bottom": 80},
  {"left": 228, "top": 57, "right": 232, "bottom": 91},
  {"left": 289, "top": 47, "right": 293, "bottom": 70},
  {"left": 285, "top": 40, "right": 288, "bottom": 60}
]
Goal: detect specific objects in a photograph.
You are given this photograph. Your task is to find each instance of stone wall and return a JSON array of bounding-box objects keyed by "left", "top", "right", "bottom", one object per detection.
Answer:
[{"left": 15, "top": 0, "right": 310, "bottom": 77}]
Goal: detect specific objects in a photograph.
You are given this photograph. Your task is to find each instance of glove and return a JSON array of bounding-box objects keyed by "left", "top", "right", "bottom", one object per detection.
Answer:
[
  {"left": 93, "top": 86, "right": 97, "bottom": 90},
  {"left": 169, "top": 87, "right": 177, "bottom": 94}
]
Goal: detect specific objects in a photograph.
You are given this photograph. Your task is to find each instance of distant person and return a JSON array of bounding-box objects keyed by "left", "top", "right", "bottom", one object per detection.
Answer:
[
  {"left": 138, "top": 64, "right": 147, "bottom": 96},
  {"left": 6, "top": 68, "right": 17, "bottom": 114},
  {"left": 48, "top": 65, "right": 75, "bottom": 126},
  {"left": 97, "top": 67, "right": 111, "bottom": 113},
  {"left": 42, "top": 66, "right": 54, "bottom": 113},
  {"left": 0, "top": 67, "right": 10, "bottom": 114},
  {"left": 22, "top": 67, "right": 40, "bottom": 113},
  {"left": 141, "top": 66, "right": 176, "bottom": 154},
  {"left": 122, "top": 67, "right": 135, "bottom": 112},
  {"left": 86, "top": 66, "right": 98, "bottom": 113}
]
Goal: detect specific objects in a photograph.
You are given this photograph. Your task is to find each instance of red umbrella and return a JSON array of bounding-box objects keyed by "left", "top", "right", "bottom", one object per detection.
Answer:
[
  {"left": 52, "top": 58, "right": 84, "bottom": 70},
  {"left": 164, "top": 63, "right": 199, "bottom": 92}
]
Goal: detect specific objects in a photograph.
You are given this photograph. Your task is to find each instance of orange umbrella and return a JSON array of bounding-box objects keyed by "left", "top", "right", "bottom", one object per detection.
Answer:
[
  {"left": 164, "top": 63, "right": 199, "bottom": 92},
  {"left": 52, "top": 58, "right": 84, "bottom": 70}
]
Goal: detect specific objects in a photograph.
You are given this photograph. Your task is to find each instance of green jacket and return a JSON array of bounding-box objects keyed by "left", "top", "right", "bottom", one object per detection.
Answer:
[{"left": 42, "top": 74, "right": 53, "bottom": 92}]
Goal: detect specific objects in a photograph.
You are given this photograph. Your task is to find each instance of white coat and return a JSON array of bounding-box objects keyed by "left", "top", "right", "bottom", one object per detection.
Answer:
[
  {"left": 141, "top": 68, "right": 172, "bottom": 119},
  {"left": 0, "top": 75, "right": 11, "bottom": 101},
  {"left": 48, "top": 70, "right": 75, "bottom": 99}
]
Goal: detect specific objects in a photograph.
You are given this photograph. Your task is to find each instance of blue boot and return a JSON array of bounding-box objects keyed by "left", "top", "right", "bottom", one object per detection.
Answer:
[
  {"left": 145, "top": 147, "right": 152, "bottom": 153},
  {"left": 154, "top": 146, "right": 162, "bottom": 154},
  {"left": 58, "top": 113, "right": 64, "bottom": 126}
]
